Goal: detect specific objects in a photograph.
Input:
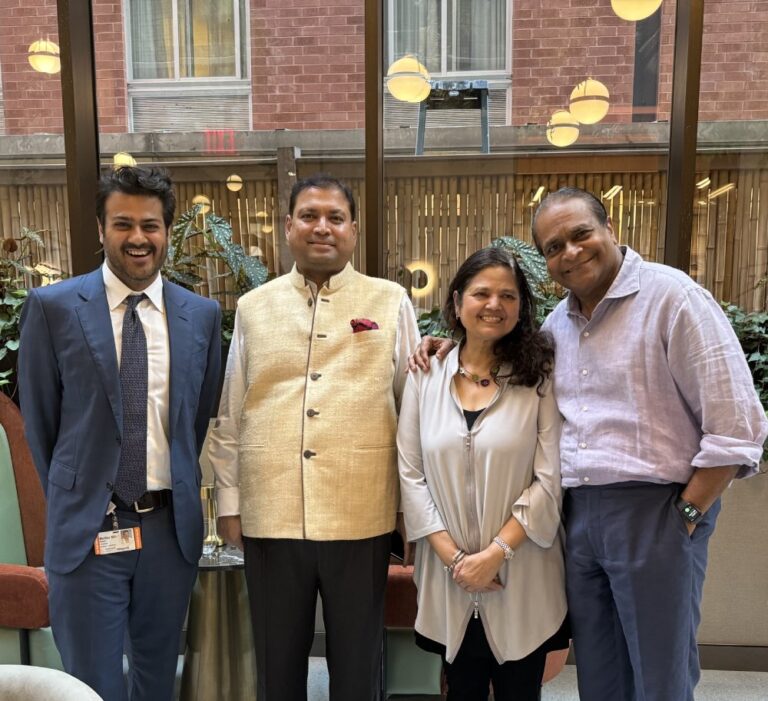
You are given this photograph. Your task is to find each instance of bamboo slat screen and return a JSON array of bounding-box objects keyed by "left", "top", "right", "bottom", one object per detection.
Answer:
[
  {"left": 0, "top": 181, "right": 72, "bottom": 279},
  {"left": 0, "top": 159, "right": 765, "bottom": 313}
]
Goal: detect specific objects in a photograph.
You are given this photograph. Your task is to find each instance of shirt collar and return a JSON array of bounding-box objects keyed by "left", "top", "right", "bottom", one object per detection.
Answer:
[
  {"left": 566, "top": 245, "right": 639, "bottom": 315},
  {"left": 288, "top": 261, "right": 355, "bottom": 294},
  {"left": 102, "top": 263, "right": 165, "bottom": 313}
]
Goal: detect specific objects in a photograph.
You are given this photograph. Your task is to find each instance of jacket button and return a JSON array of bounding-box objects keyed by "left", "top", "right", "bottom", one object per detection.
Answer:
[
  {"left": 303, "top": 450, "right": 316, "bottom": 459},
  {"left": 106, "top": 482, "right": 114, "bottom": 491},
  {"left": 310, "top": 372, "right": 321, "bottom": 381},
  {"left": 307, "top": 298, "right": 313, "bottom": 307},
  {"left": 116, "top": 435, "right": 121, "bottom": 445},
  {"left": 306, "top": 409, "right": 319, "bottom": 417}
]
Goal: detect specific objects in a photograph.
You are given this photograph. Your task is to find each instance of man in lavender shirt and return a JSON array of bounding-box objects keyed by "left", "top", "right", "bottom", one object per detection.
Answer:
[
  {"left": 533, "top": 188, "right": 766, "bottom": 701},
  {"left": 414, "top": 187, "right": 766, "bottom": 701}
]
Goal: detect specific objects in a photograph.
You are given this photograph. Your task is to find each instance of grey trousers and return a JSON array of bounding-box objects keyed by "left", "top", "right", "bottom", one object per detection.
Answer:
[{"left": 564, "top": 481, "right": 720, "bottom": 701}]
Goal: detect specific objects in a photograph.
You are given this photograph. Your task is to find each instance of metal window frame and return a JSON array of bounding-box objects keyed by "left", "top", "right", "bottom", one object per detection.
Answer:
[
  {"left": 59, "top": 1, "right": 704, "bottom": 279},
  {"left": 124, "top": 0, "right": 245, "bottom": 82},
  {"left": 386, "top": 0, "right": 511, "bottom": 78}
]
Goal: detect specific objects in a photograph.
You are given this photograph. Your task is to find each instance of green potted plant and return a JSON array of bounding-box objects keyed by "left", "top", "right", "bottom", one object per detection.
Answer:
[{"left": 0, "top": 228, "right": 64, "bottom": 399}]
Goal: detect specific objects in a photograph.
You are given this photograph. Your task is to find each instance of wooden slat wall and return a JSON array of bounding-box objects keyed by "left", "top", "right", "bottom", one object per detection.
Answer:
[
  {"left": 0, "top": 161, "right": 765, "bottom": 312},
  {"left": 381, "top": 168, "right": 680, "bottom": 312},
  {"left": 0, "top": 182, "right": 71, "bottom": 279}
]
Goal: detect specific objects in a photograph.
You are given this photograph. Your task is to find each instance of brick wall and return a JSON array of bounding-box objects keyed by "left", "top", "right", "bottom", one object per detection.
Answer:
[
  {"left": 0, "top": 0, "right": 63, "bottom": 135},
  {"left": 0, "top": 0, "right": 765, "bottom": 136},
  {"left": 93, "top": 0, "right": 128, "bottom": 134},
  {"left": 699, "top": 1, "right": 768, "bottom": 122},
  {"left": 250, "top": 0, "right": 365, "bottom": 130},
  {"left": 511, "top": 0, "right": 678, "bottom": 126},
  {"left": 0, "top": 0, "right": 127, "bottom": 135}
]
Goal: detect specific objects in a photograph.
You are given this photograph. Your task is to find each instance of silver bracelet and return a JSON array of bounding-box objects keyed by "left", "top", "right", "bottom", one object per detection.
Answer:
[
  {"left": 443, "top": 549, "right": 466, "bottom": 573},
  {"left": 493, "top": 536, "right": 515, "bottom": 561}
]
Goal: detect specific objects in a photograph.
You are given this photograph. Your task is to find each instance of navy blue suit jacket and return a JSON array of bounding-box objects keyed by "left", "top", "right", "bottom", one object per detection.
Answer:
[{"left": 18, "top": 269, "right": 221, "bottom": 575}]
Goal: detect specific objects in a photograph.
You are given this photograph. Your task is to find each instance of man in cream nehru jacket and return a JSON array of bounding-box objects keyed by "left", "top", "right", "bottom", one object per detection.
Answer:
[{"left": 208, "top": 173, "right": 419, "bottom": 701}]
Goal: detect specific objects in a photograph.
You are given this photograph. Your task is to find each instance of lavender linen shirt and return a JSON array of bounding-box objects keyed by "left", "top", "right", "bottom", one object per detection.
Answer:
[{"left": 542, "top": 247, "right": 767, "bottom": 489}]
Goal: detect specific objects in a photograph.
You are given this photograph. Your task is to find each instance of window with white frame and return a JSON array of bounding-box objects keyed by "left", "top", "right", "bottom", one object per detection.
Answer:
[
  {"left": 387, "top": 0, "right": 508, "bottom": 78},
  {"left": 385, "top": 0, "right": 510, "bottom": 128},
  {"left": 125, "top": 0, "right": 250, "bottom": 132}
]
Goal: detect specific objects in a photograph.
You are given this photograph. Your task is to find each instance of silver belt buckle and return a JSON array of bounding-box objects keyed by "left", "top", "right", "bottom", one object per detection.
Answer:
[{"left": 133, "top": 499, "right": 155, "bottom": 514}]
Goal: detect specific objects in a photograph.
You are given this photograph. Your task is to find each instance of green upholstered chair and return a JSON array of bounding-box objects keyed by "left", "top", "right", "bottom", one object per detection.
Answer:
[
  {"left": 0, "top": 392, "right": 61, "bottom": 669},
  {"left": 383, "top": 565, "right": 443, "bottom": 697}
]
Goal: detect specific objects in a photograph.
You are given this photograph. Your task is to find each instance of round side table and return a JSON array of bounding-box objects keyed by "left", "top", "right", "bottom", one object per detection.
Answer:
[{"left": 179, "top": 546, "right": 257, "bottom": 701}]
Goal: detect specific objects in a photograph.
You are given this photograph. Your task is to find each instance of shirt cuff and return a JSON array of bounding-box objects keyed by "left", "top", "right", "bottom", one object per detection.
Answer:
[
  {"left": 215, "top": 486, "right": 241, "bottom": 517},
  {"left": 692, "top": 434, "right": 766, "bottom": 478}
]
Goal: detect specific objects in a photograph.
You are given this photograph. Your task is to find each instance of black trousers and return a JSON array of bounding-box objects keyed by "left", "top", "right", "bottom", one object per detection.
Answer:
[
  {"left": 443, "top": 618, "right": 546, "bottom": 701},
  {"left": 243, "top": 533, "right": 391, "bottom": 701}
]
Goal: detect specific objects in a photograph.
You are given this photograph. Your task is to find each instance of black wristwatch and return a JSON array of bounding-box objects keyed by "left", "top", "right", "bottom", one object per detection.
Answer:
[{"left": 675, "top": 498, "right": 704, "bottom": 525}]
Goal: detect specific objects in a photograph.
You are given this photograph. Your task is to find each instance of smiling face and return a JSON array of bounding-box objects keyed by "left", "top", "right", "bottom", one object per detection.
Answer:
[
  {"left": 454, "top": 265, "right": 521, "bottom": 347},
  {"left": 533, "top": 197, "right": 623, "bottom": 316},
  {"left": 99, "top": 192, "right": 169, "bottom": 291},
  {"left": 285, "top": 186, "right": 358, "bottom": 287}
]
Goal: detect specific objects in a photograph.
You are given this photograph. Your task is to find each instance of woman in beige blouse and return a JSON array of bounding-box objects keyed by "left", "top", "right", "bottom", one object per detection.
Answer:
[{"left": 398, "top": 247, "right": 568, "bottom": 700}]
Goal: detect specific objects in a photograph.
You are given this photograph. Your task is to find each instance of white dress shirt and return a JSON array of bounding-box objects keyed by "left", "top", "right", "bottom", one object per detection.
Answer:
[{"left": 102, "top": 264, "right": 171, "bottom": 491}]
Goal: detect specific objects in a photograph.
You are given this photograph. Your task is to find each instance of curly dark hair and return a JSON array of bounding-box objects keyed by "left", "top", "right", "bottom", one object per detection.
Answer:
[
  {"left": 443, "top": 247, "right": 554, "bottom": 394},
  {"left": 97, "top": 166, "right": 176, "bottom": 229}
]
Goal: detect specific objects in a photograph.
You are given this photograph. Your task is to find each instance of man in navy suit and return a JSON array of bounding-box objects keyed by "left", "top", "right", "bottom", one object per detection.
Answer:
[{"left": 19, "top": 166, "right": 221, "bottom": 700}]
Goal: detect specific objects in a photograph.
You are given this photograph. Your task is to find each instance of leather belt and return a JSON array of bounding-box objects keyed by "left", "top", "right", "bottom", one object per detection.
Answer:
[{"left": 113, "top": 489, "right": 172, "bottom": 513}]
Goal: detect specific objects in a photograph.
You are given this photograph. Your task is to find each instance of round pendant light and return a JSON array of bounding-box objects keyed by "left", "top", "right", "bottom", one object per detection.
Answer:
[
  {"left": 569, "top": 78, "right": 610, "bottom": 125},
  {"left": 192, "top": 194, "right": 212, "bottom": 215},
  {"left": 546, "top": 111, "right": 580, "bottom": 148},
  {"left": 112, "top": 152, "right": 137, "bottom": 169},
  {"left": 28, "top": 39, "right": 61, "bottom": 75},
  {"left": 386, "top": 55, "right": 431, "bottom": 103},
  {"left": 611, "top": 0, "right": 663, "bottom": 22},
  {"left": 226, "top": 174, "right": 243, "bottom": 192}
]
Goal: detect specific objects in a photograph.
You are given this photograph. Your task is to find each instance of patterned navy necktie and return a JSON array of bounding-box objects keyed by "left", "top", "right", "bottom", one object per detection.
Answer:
[{"left": 114, "top": 293, "right": 148, "bottom": 505}]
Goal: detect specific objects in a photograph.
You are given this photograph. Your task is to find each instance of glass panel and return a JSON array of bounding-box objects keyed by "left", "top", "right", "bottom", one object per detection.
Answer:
[
  {"left": 447, "top": 0, "right": 506, "bottom": 73},
  {"left": 691, "top": 1, "right": 768, "bottom": 313},
  {"left": 384, "top": 0, "right": 674, "bottom": 316},
  {"left": 129, "top": 0, "right": 174, "bottom": 79},
  {"left": 179, "top": 0, "right": 237, "bottom": 78},
  {"left": 95, "top": 0, "right": 367, "bottom": 334},
  {"left": 239, "top": 0, "right": 248, "bottom": 78},
  {"left": 390, "top": 0, "right": 441, "bottom": 73},
  {"left": 0, "top": 12, "right": 68, "bottom": 396}
]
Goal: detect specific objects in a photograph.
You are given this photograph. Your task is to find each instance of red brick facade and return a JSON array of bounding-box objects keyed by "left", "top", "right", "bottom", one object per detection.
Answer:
[
  {"left": 250, "top": 0, "right": 365, "bottom": 130},
  {"left": 0, "top": 0, "right": 62, "bottom": 134},
  {"left": 510, "top": 0, "right": 677, "bottom": 126},
  {"left": 0, "top": 0, "right": 765, "bottom": 136}
]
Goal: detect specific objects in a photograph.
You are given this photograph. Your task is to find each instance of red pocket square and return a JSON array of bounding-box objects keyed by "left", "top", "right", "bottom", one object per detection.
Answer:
[{"left": 351, "top": 318, "right": 379, "bottom": 333}]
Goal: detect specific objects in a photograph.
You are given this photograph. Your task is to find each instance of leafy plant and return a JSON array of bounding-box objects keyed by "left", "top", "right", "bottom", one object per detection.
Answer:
[
  {"left": 0, "top": 228, "right": 64, "bottom": 396},
  {"left": 417, "top": 306, "right": 451, "bottom": 339},
  {"left": 162, "top": 205, "right": 269, "bottom": 341},
  {"left": 719, "top": 303, "right": 768, "bottom": 464},
  {"left": 720, "top": 303, "right": 768, "bottom": 407}
]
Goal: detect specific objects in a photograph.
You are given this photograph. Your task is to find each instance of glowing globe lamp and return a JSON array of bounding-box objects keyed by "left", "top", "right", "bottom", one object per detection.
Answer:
[
  {"left": 113, "top": 152, "right": 137, "bottom": 169},
  {"left": 546, "top": 111, "right": 580, "bottom": 148},
  {"left": 386, "top": 55, "right": 431, "bottom": 103},
  {"left": 28, "top": 39, "right": 61, "bottom": 75},
  {"left": 611, "top": 0, "right": 663, "bottom": 22},
  {"left": 569, "top": 79, "right": 610, "bottom": 125},
  {"left": 226, "top": 174, "right": 243, "bottom": 192}
]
